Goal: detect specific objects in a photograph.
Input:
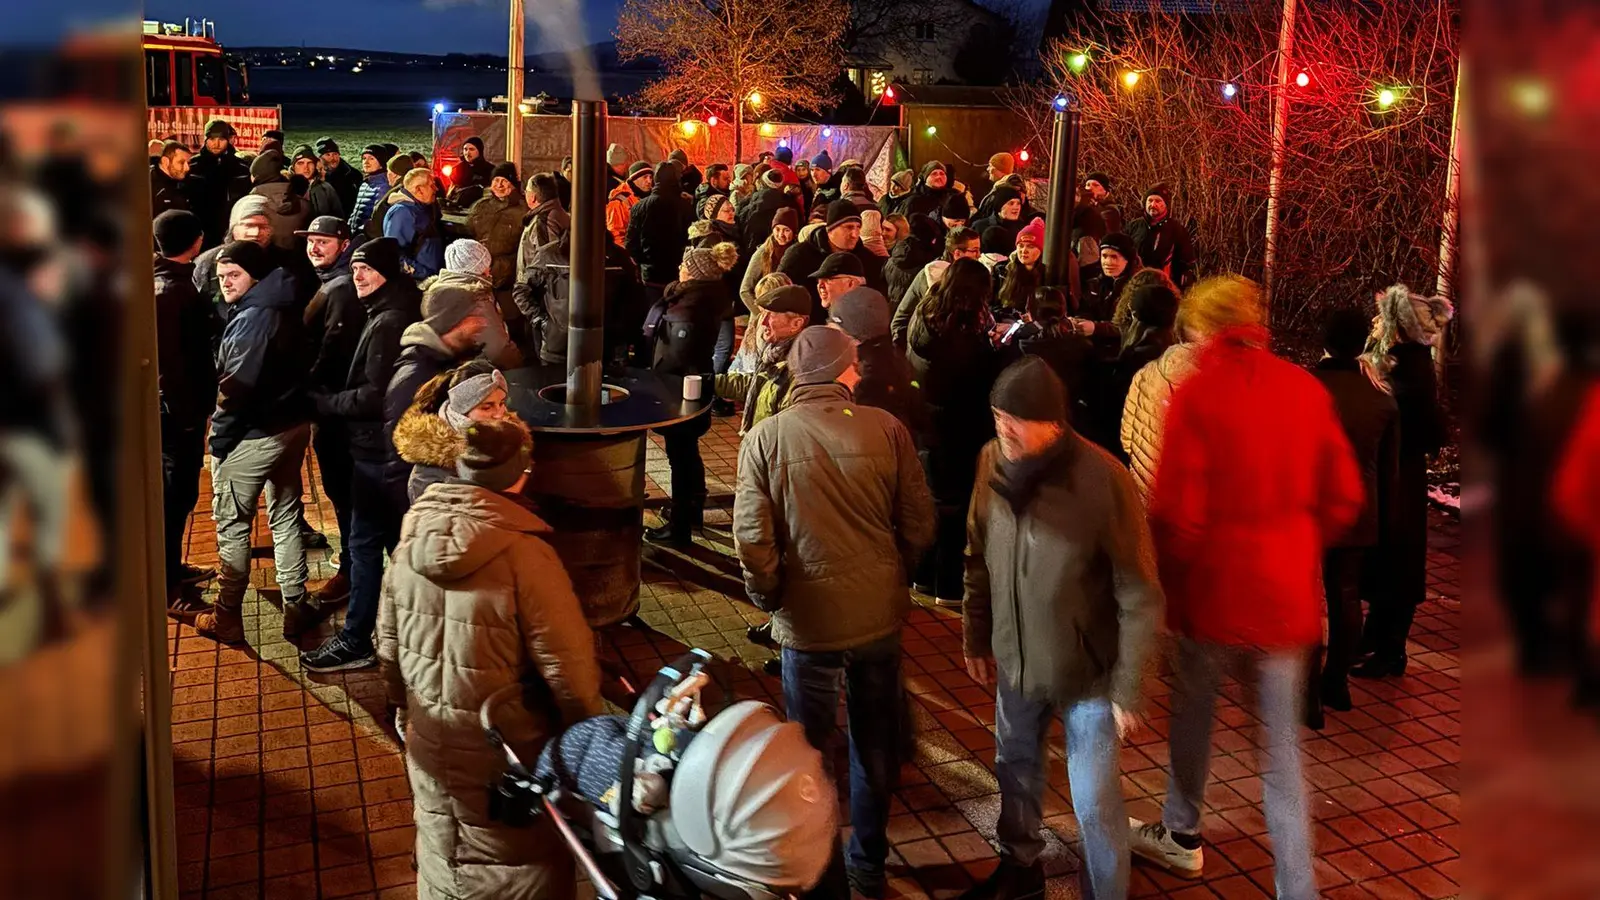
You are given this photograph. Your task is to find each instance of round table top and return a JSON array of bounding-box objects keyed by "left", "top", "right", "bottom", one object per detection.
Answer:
[{"left": 504, "top": 364, "right": 712, "bottom": 435}]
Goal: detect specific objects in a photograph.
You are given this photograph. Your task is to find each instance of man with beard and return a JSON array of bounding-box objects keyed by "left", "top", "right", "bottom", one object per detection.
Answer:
[
  {"left": 606, "top": 161, "right": 652, "bottom": 250},
  {"left": 1083, "top": 173, "right": 1124, "bottom": 236},
  {"left": 291, "top": 145, "right": 344, "bottom": 221},
  {"left": 450, "top": 136, "right": 495, "bottom": 203},
  {"left": 318, "top": 137, "right": 362, "bottom": 217},
  {"left": 297, "top": 216, "right": 365, "bottom": 620},
  {"left": 150, "top": 140, "right": 193, "bottom": 217},
  {"left": 187, "top": 119, "right": 251, "bottom": 248},
  {"left": 902, "top": 161, "right": 960, "bottom": 221},
  {"left": 693, "top": 163, "right": 732, "bottom": 208},
  {"left": 1125, "top": 184, "right": 1195, "bottom": 288}
]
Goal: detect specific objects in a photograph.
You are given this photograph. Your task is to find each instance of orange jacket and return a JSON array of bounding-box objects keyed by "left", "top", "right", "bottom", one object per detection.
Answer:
[{"left": 605, "top": 182, "right": 637, "bottom": 249}]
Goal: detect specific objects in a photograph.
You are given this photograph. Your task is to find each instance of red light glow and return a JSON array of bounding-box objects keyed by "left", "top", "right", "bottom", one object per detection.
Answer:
[
  {"left": 441, "top": 164, "right": 454, "bottom": 177},
  {"left": 1017, "top": 149, "right": 1030, "bottom": 163},
  {"left": 1295, "top": 71, "right": 1310, "bottom": 88}
]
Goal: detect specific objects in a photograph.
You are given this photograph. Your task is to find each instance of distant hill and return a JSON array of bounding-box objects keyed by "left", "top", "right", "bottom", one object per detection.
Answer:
[{"left": 233, "top": 41, "right": 661, "bottom": 74}]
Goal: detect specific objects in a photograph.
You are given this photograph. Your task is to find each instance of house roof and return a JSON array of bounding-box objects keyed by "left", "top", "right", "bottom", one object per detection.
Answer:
[{"left": 889, "top": 83, "right": 1012, "bottom": 107}]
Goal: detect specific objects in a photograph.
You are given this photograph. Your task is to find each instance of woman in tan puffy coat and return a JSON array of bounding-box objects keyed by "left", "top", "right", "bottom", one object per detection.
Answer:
[
  {"left": 378, "top": 419, "right": 604, "bottom": 900},
  {"left": 1119, "top": 301, "right": 1202, "bottom": 501}
]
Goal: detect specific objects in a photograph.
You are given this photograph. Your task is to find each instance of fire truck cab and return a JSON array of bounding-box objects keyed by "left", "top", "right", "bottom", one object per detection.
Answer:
[{"left": 143, "top": 19, "right": 249, "bottom": 109}]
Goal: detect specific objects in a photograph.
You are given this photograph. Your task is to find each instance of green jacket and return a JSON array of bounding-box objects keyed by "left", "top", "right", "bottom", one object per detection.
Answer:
[
  {"left": 716, "top": 362, "right": 792, "bottom": 434},
  {"left": 734, "top": 382, "right": 936, "bottom": 651},
  {"left": 963, "top": 434, "right": 1163, "bottom": 710}
]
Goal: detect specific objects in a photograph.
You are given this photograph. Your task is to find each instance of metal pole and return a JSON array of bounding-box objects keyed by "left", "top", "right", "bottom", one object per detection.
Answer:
[
  {"left": 1041, "top": 106, "right": 1080, "bottom": 292},
  {"left": 734, "top": 101, "right": 744, "bottom": 165},
  {"left": 506, "top": 0, "right": 525, "bottom": 169},
  {"left": 1262, "top": 0, "right": 1297, "bottom": 305},
  {"left": 1435, "top": 58, "right": 1463, "bottom": 303},
  {"left": 566, "top": 100, "right": 608, "bottom": 413}
]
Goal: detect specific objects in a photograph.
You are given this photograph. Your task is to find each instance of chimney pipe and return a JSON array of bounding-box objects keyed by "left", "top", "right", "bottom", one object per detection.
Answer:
[{"left": 565, "top": 100, "right": 608, "bottom": 414}]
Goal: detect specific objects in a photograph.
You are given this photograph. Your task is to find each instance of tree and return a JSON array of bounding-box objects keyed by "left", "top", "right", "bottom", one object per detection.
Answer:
[
  {"left": 617, "top": 0, "right": 848, "bottom": 160},
  {"left": 1011, "top": 0, "right": 1458, "bottom": 335}
]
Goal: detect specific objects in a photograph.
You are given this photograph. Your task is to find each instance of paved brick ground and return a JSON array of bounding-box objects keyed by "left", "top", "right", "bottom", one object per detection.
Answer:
[{"left": 168, "top": 417, "right": 1460, "bottom": 900}]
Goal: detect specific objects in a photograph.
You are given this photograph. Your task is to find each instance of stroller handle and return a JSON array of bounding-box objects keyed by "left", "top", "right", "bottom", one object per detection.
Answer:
[{"left": 618, "top": 649, "right": 713, "bottom": 892}]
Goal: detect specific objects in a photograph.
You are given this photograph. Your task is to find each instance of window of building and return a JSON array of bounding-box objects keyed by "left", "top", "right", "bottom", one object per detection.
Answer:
[
  {"left": 914, "top": 22, "right": 937, "bottom": 41},
  {"left": 911, "top": 68, "right": 935, "bottom": 85}
]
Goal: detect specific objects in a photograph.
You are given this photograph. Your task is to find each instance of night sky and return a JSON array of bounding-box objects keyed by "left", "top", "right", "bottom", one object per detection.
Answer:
[{"left": 140, "top": 0, "right": 626, "bottom": 55}]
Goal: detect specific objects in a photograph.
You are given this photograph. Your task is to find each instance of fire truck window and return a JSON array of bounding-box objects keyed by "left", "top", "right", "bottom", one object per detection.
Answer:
[
  {"left": 174, "top": 51, "right": 194, "bottom": 106},
  {"left": 196, "top": 55, "right": 226, "bottom": 104},
  {"left": 146, "top": 51, "right": 171, "bottom": 107},
  {"left": 225, "top": 60, "right": 246, "bottom": 104}
]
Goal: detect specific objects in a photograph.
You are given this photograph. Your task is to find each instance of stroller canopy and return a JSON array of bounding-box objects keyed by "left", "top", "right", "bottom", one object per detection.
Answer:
[{"left": 670, "top": 701, "right": 837, "bottom": 890}]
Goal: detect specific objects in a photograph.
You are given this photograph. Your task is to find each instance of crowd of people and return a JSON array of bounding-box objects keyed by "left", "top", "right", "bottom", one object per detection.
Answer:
[{"left": 148, "top": 119, "right": 1482, "bottom": 900}]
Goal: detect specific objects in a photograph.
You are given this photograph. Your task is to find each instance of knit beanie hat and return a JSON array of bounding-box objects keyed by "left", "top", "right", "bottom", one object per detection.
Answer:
[
  {"left": 919, "top": 160, "right": 945, "bottom": 181},
  {"left": 774, "top": 146, "right": 794, "bottom": 165},
  {"left": 204, "top": 118, "right": 236, "bottom": 139},
  {"left": 1099, "top": 232, "right": 1139, "bottom": 265},
  {"left": 787, "top": 326, "right": 859, "bottom": 386},
  {"left": 810, "top": 150, "right": 833, "bottom": 171},
  {"left": 771, "top": 207, "right": 800, "bottom": 233},
  {"left": 291, "top": 144, "right": 318, "bottom": 164},
  {"left": 825, "top": 199, "right": 862, "bottom": 230},
  {"left": 1144, "top": 183, "right": 1173, "bottom": 206},
  {"left": 991, "top": 355, "right": 1068, "bottom": 423},
  {"left": 380, "top": 142, "right": 401, "bottom": 158},
  {"left": 762, "top": 285, "right": 813, "bottom": 317},
  {"left": 669, "top": 148, "right": 689, "bottom": 165},
  {"left": 1016, "top": 217, "right": 1046, "bottom": 247},
  {"left": 1128, "top": 274, "right": 1181, "bottom": 330},
  {"left": 464, "top": 136, "right": 486, "bottom": 154},
  {"left": 361, "top": 143, "right": 392, "bottom": 165},
  {"left": 216, "top": 240, "right": 274, "bottom": 281},
  {"left": 1323, "top": 308, "right": 1371, "bottom": 360},
  {"left": 1085, "top": 172, "right": 1113, "bottom": 191},
  {"left": 733, "top": 163, "right": 752, "bottom": 181},
  {"left": 422, "top": 279, "right": 483, "bottom": 334},
  {"left": 491, "top": 162, "right": 519, "bottom": 185},
  {"left": 440, "top": 369, "right": 508, "bottom": 431},
  {"left": 351, "top": 236, "right": 405, "bottom": 282},
  {"left": 761, "top": 168, "right": 785, "bottom": 189},
  {"left": 981, "top": 226, "right": 1013, "bottom": 256},
  {"left": 890, "top": 169, "right": 914, "bottom": 194},
  {"left": 315, "top": 136, "right": 340, "bottom": 156},
  {"left": 607, "top": 143, "right": 627, "bottom": 167},
  {"left": 682, "top": 246, "right": 724, "bottom": 281},
  {"left": 250, "top": 149, "right": 286, "bottom": 184},
  {"left": 701, "top": 195, "right": 731, "bottom": 221},
  {"left": 229, "top": 194, "right": 275, "bottom": 230},
  {"left": 153, "top": 209, "right": 205, "bottom": 257},
  {"left": 387, "top": 154, "right": 413, "bottom": 179},
  {"left": 827, "top": 287, "right": 891, "bottom": 342},
  {"left": 456, "top": 419, "right": 531, "bottom": 492},
  {"left": 988, "top": 152, "right": 1016, "bottom": 176},
  {"left": 940, "top": 193, "right": 970, "bottom": 221},
  {"left": 444, "top": 238, "right": 493, "bottom": 277}
]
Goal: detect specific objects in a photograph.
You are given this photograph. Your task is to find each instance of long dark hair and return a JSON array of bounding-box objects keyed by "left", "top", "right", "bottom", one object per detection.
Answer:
[
  {"left": 997, "top": 252, "right": 1043, "bottom": 310},
  {"left": 919, "top": 257, "right": 993, "bottom": 335}
]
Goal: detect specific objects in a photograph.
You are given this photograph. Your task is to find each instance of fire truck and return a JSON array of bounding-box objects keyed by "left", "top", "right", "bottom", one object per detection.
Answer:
[{"left": 144, "top": 19, "right": 281, "bottom": 152}]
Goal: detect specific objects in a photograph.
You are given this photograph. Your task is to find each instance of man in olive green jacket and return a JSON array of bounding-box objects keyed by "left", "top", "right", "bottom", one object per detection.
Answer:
[
  {"left": 733, "top": 326, "right": 934, "bottom": 899},
  {"left": 960, "top": 356, "right": 1163, "bottom": 900}
]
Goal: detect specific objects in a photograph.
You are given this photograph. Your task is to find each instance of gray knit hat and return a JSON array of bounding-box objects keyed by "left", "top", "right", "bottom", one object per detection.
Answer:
[
  {"left": 787, "top": 326, "right": 859, "bottom": 387},
  {"left": 444, "top": 238, "right": 493, "bottom": 277},
  {"left": 456, "top": 420, "right": 531, "bottom": 492},
  {"left": 990, "top": 355, "right": 1067, "bottom": 423}
]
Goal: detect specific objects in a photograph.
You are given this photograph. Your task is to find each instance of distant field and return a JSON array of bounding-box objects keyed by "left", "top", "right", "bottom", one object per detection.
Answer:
[{"left": 280, "top": 126, "right": 435, "bottom": 157}]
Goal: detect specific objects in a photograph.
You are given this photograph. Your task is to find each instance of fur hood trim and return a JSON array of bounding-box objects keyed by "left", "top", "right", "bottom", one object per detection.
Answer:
[{"left": 393, "top": 408, "right": 528, "bottom": 468}]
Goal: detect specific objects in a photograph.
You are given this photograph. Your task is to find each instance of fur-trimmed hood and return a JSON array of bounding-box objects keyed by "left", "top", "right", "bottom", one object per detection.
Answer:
[{"left": 393, "top": 407, "right": 528, "bottom": 469}]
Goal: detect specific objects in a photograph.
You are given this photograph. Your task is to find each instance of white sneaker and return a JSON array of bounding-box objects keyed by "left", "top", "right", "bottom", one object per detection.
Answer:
[{"left": 1128, "top": 818, "right": 1204, "bottom": 878}]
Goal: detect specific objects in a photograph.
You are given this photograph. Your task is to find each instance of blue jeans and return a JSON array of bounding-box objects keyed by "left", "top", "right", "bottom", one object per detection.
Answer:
[
  {"left": 994, "top": 684, "right": 1128, "bottom": 900},
  {"left": 1162, "top": 637, "right": 1313, "bottom": 900},
  {"left": 781, "top": 632, "right": 901, "bottom": 892},
  {"left": 339, "top": 458, "right": 403, "bottom": 649},
  {"left": 712, "top": 317, "right": 736, "bottom": 375}
]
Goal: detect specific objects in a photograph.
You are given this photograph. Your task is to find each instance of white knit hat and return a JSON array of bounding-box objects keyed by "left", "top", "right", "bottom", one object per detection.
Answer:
[{"left": 444, "top": 239, "right": 492, "bottom": 277}]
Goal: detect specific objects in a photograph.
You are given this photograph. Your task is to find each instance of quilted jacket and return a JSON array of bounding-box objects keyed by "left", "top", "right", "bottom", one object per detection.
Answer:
[
  {"left": 377, "top": 482, "right": 604, "bottom": 899},
  {"left": 1120, "top": 342, "right": 1200, "bottom": 501}
]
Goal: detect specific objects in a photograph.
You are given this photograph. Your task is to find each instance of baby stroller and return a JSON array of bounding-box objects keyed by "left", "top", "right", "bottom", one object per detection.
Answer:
[{"left": 483, "top": 649, "right": 837, "bottom": 900}]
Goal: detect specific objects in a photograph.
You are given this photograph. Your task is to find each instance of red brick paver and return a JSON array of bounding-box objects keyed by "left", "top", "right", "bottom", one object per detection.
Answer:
[{"left": 169, "top": 417, "right": 1460, "bottom": 899}]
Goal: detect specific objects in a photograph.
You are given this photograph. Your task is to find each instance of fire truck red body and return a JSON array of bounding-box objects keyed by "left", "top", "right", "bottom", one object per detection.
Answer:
[{"left": 143, "top": 20, "right": 281, "bottom": 152}]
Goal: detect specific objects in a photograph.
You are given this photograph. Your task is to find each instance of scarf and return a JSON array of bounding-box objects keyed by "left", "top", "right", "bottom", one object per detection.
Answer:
[{"left": 990, "top": 433, "right": 1071, "bottom": 514}]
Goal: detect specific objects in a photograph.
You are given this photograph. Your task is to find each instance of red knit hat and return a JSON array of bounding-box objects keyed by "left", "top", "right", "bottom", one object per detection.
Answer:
[{"left": 1016, "top": 217, "right": 1046, "bottom": 247}]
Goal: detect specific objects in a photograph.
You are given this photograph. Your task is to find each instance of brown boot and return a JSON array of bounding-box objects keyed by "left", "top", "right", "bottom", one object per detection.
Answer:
[
  {"left": 311, "top": 571, "right": 351, "bottom": 608},
  {"left": 195, "top": 604, "right": 246, "bottom": 644}
]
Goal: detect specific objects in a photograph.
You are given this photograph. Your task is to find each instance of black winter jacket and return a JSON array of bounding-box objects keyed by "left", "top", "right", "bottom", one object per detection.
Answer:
[
  {"left": 854, "top": 336, "right": 929, "bottom": 437},
  {"left": 151, "top": 166, "right": 191, "bottom": 218},
  {"left": 627, "top": 167, "right": 695, "bottom": 284},
  {"left": 323, "top": 159, "right": 363, "bottom": 219},
  {"left": 652, "top": 278, "right": 731, "bottom": 377},
  {"left": 209, "top": 269, "right": 309, "bottom": 461},
  {"left": 883, "top": 238, "right": 937, "bottom": 312},
  {"left": 305, "top": 247, "right": 362, "bottom": 391},
  {"left": 1315, "top": 358, "right": 1400, "bottom": 548},
  {"left": 312, "top": 281, "right": 420, "bottom": 461},
  {"left": 906, "top": 314, "right": 1001, "bottom": 498},
  {"left": 384, "top": 323, "right": 470, "bottom": 480},
  {"left": 514, "top": 230, "right": 644, "bottom": 366},
  {"left": 188, "top": 146, "right": 251, "bottom": 247},
  {"left": 153, "top": 254, "right": 217, "bottom": 426},
  {"left": 1126, "top": 215, "right": 1196, "bottom": 287}
]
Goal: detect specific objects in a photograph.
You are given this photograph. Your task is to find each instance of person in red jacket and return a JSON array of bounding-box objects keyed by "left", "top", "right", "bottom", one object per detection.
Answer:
[
  {"left": 1553, "top": 380, "right": 1600, "bottom": 707},
  {"left": 1127, "top": 275, "right": 1363, "bottom": 900}
]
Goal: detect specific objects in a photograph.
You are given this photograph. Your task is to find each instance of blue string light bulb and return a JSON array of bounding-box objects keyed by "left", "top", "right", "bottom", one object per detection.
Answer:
[
  {"left": 1053, "top": 94, "right": 1069, "bottom": 111},
  {"left": 822, "top": 126, "right": 833, "bottom": 138},
  {"left": 1222, "top": 82, "right": 1238, "bottom": 100}
]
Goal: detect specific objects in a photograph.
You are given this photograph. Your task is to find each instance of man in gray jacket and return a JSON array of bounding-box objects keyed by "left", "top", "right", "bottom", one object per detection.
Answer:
[
  {"left": 734, "top": 326, "right": 935, "bottom": 900},
  {"left": 960, "top": 356, "right": 1163, "bottom": 900}
]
